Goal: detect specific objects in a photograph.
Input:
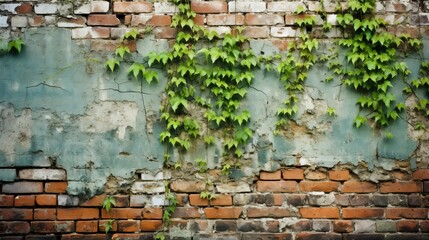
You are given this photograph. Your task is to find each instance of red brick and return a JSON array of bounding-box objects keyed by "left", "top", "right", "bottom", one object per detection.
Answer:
[
  {"left": 194, "top": 14, "right": 205, "bottom": 25},
  {"left": 299, "top": 207, "right": 340, "bottom": 219},
  {"left": 0, "top": 221, "right": 30, "bottom": 234},
  {"left": 245, "top": 13, "right": 284, "bottom": 25},
  {"left": 260, "top": 170, "right": 282, "bottom": 180},
  {"left": 0, "top": 209, "right": 33, "bottom": 220},
  {"left": 329, "top": 170, "right": 350, "bottom": 181},
  {"left": 57, "top": 208, "right": 99, "bottom": 220},
  {"left": 29, "top": 15, "right": 44, "bottom": 27},
  {"left": 243, "top": 26, "right": 270, "bottom": 38},
  {"left": 342, "top": 181, "right": 377, "bottom": 193},
  {"left": 386, "top": 208, "right": 428, "bottom": 219},
  {"left": 189, "top": 194, "right": 232, "bottom": 206},
  {"left": 35, "top": 195, "right": 56, "bottom": 206},
  {"left": 16, "top": 3, "right": 33, "bottom": 14},
  {"left": 113, "top": 2, "right": 152, "bottom": 13},
  {"left": 397, "top": 220, "right": 419, "bottom": 232},
  {"left": 207, "top": 14, "right": 244, "bottom": 26},
  {"left": 342, "top": 208, "right": 385, "bottom": 219},
  {"left": 76, "top": 220, "right": 98, "bottom": 233},
  {"left": 102, "top": 208, "right": 142, "bottom": 219},
  {"left": 88, "top": 14, "right": 120, "bottom": 26},
  {"left": 45, "top": 182, "right": 67, "bottom": 193},
  {"left": 299, "top": 181, "right": 339, "bottom": 192},
  {"left": 154, "top": 27, "right": 177, "bottom": 39},
  {"left": 391, "top": 171, "right": 411, "bottom": 180},
  {"left": 413, "top": 169, "right": 429, "bottom": 180},
  {"left": 305, "top": 171, "right": 327, "bottom": 180},
  {"left": 333, "top": 220, "right": 353, "bottom": 233},
  {"left": 80, "top": 194, "right": 105, "bottom": 207},
  {"left": 172, "top": 207, "right": 201, "bottom": 218},
  {"left": 61, "top": 234, "right": 106, "bottom": 240},
  {"left": 380, "top": 182, "right": 422, "bottom": 193},
  {"left": 204, "top": 207, "right": 242, "bottom": 219},
  {"left": 118, "top": 220, "right": 140, "bottom": 232},
  {"left": 14, "top": 195, "right": 35, "bottom": 206},
  {"left": 140, "top": 220, "right": 163, "bottom": 232},
  {"left": 191, "top": 1, "right": 227, "bottom": 13},
  {"left": 172, "top": 219, "right": 187, "bottom": 228},
  {"left": 194, "top": 220, "right": 209, "bottom": 231},
  {"left": 30, "top": 221, "right": 75, "bottom": 233},
  {"left": 148, "top": 15, "right": 171, "bottom": 26},
  {"left": 421, "top": 220, "right": 429, "bottom": 232},
  {"left": 270, "top": 39, "right": 291, "bottom": 51},
  {"left": 273, "top": 194, "right": 286, "bottom": 206},
  {"left": 285, "top": 14, "right": 316, "bottom": 25},
  {"left": 142, "top": 207, "right": 162, "bottom": 219},
  {"left": 247, "top": 207, "right": 297, "bottom": 218},
  {"left": 34, "top": 208, "right": 56, "bottom": 220},
  {"left": 170, "top": 180, "right": 206, "bottom": 193},
  {"left": 99, "top": 220, "right": 118, "bottom": 232},
  {"left": 175, "top": 194, "right": 188, "bottom": 206},
  {"left": 0, "top": 195, "right": 14, "bottom": 206},
  {"left": 282, "top": 169, "right": 304, "bottom": 180},
  {"left": 2, "top": 181, "right": 43, "bottom": 193},
  {"left": 296, "top": 233, "right": 341, "bottom": 240},
  {"left": 256, "top": 180, "right": 297, "bottom": 192}
]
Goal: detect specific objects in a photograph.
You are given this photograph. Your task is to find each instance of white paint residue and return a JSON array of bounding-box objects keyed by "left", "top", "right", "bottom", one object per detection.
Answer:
[
  {"left": 0, "top": 105, "right": 32, "bottom": 161},
  {"left": 79, "top": 101, "right": 138, "bottom": 139}
]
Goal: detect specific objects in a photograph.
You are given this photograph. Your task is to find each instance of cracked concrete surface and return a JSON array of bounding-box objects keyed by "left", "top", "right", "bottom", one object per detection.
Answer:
[{"left": 0, "top": 28, "right": 428, "bottom": 196}]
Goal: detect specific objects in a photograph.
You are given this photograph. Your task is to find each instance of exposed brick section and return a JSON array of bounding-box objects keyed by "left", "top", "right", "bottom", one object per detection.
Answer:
[
  {"left": 88, "top": 14, "right": 120, "bottom": 26},
  {"left": 35, "top": 194, "right": 56, "bottom": 206},
  {"left": 57, "top": 208, "right": 99, "bottom": 220},
  {"left": 76, "top": 220, "right": 98, "bottom": 233},
  {"left": 259, "top": 170, "right": 282, "bottom": 180},
  {"left": 140, "top": 220, "right": 163, "bottom": 231},
  {"left": 118, "top": 220, "right": 140, "bottom": 232},
  {"left": 333, "top": 220, "right": 354, "bottom": 233},
  {"left": 2, "top": 182, "right": 43, "bottom": 193},
  {"left": 189, "top": 194, "right": 232, "bottom": 206},
  {"left": 386, "top": 208, "right": 428, "bottom": 219},
  {"left": 191, "top": 1, "right": 227, "bottom": 13},
  {"left": 256, "top": 180, "right": 297, "bottom": 192},
  {"left": 282, "top": 169, "right": 304, "bottom": 180},
  {"left": 300, "top": 207, "right": 340, "bottom": 219},
  {"left": 248, "top": 207, "right": 297, "bottom": 218},
  {"left": 44, "top": 182, "right": 67, "bottom": 193},
  {"left": 342, "top": 208, "right": 385, "bottom": 219},
  {"left": 207, "top": 14, "right": 244, "bottom": 26},
  {"left": 142, "top": 208, "right": 162, "bottom": 219},
  {"left": 380, "top": 182, "right": 422, "bottom": 193},
  {"left": 102, "top": 208, "right": 142, "bottom": 219},
  {"left": 0, "top": 195, "right": 14, "bottom": 206},
  {"left": 0, "top": 208, "right": 33, "bottom": 220},
  {"left": 329, "top": 170, "right": 350, "bottom": 181},
  {"left": 16, "top": 3, "right": 33, "bottom": 14},
  {"left": 243, "top": 27, "right": 270, "bottom": 38},
  {"left": 172, "top": 207, "right": 201, "bottom": 218},
  {"left": 245, "top": 14, "right": 284, "bottom": 26},
  {"left": 31, "top": 221, "right": 75, "bottom": 233},
  {"left": 34, "top": 208, "right": 56, "bottom": 220},
  {"left": 299, "top": 181, "right": 339, "bottom": 192},
  {"left": 14, "top": 195, "right": 35, "bottom": 206},
  {"left": 342, "top": 181, "right": 377, "bottom": 193},
  {"left": 0, "top": 221, "right": 30, "bottom": 234},
  {"left": 171, "top": 180, "right": 206, "bottom": 193},
  {"left": 412, "top": 169, "right": 429, "bottom": 180},
  {"left": 397, "top": 220, "right": 419, "bottom": 232},
  {"left": 114, "top": 2, "right": 153, "bottom": 13},
  {"left": 204, "top": 207, "right": 242, "bottom": 219},
  {"left": 71, "top": 27, "right": 110, "bottom": 39}
]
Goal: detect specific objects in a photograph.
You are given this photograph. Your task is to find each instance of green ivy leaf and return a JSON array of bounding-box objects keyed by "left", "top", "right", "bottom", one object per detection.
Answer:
[
  {"left": 354, "top": 115, "right": 367, "bottom": 128},
  {"left": 7, "top": 39, "right": 24, "bottom": 53},
  {"left": 128, "top": 63, "right": 146, "bottom": 79},
  {"left": 105, "top": 58, "right": 120, "bottom": 72},
  {"left": 115, "top": 46, "right": 131, "bottom": 58}
]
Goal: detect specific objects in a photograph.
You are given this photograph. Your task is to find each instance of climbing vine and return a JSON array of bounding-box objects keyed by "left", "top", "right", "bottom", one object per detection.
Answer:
[
  {"left": 0, "top": 38, "right": 24, "bottom": 54},
  {"left": 331, "top": 0, "right": 422, "bottom": 128}
]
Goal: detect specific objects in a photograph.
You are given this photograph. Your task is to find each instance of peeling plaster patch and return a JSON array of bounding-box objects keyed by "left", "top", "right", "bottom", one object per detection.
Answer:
[
  {"left": 79, "top": 101, "right": 138, "bottom": 139},
  {"left": 0, "top": 105, "right": 32, "bottom": 161}
]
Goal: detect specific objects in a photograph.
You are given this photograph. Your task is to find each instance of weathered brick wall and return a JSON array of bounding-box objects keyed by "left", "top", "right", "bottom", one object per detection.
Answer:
[
  {"left": 1, "top": 0, "right": 429, "bottom": 239},
  {"left": 1, "top": 166, "right": 429, "bottom": 239}
]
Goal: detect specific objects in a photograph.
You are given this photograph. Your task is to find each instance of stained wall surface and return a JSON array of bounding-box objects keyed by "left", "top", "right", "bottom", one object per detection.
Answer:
[{"left": 1, "top": 0, "right": 429, "bottom": 239}]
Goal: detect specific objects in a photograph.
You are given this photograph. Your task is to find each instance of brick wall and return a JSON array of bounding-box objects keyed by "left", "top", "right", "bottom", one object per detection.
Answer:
[
  {"left": 1, "top": 0, "right": 429, "bottom": 239},
  {"left": 1, "top": 166, "right": 429, "bottom": 239}
]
